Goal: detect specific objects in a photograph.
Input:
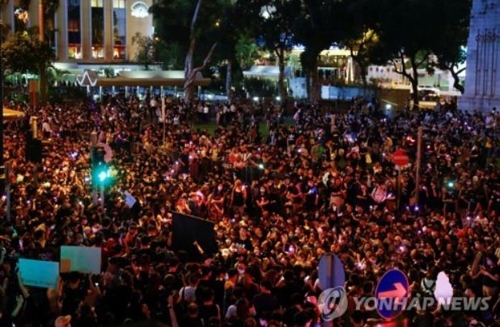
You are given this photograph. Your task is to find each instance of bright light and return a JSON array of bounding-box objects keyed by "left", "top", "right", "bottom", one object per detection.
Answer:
[
  {"left": 253, "top": 96, "right": 259, "bottom": 102},
  {"left": 258, "top": 164, "right": 264, "bottom": 170},
  {"left": 98, "top": 171, "right": 107, "bottom": 182},
  {"left": 260, "top": 5, "right": 276, "bottom": 19},
  {"left": 386, "top": 104, "right": 392, "bottom": 109},
  {"left": 276, "top": 96, "right": 281, "bottom": 101}
]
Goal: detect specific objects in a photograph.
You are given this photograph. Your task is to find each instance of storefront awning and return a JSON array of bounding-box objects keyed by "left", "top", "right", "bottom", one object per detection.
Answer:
[{"left": 3, "top": 108, "right": 25, "bottom": 121}]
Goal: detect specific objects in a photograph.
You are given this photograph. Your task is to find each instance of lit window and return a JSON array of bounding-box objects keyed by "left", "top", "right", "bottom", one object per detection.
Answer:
[
  {"left": 91, "top": 0, "right": 103, "bottom": 7},
  {"left": 113, "top": 0, "right": 126, "bottom": 9}
]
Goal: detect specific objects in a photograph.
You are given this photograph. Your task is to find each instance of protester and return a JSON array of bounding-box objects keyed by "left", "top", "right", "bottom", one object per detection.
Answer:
[{"left": 0, "top": 95, "right": 499, "bottom": 327}]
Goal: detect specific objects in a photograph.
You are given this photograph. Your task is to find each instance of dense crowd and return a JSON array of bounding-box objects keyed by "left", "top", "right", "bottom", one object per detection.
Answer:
[{"left": 0, "top": 95, "right": 499, "bottom": 327}]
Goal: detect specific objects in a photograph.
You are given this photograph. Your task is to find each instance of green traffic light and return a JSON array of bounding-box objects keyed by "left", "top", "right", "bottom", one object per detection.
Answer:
[{"left": 98, "top": 171, "right": 108, "bottom": 182}]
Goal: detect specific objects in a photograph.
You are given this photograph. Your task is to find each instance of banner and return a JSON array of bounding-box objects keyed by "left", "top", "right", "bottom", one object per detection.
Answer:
[
  {"left": 60, "top": 246, "right": 101, "bottom": 274},
  {"left": 124, "top": 191, "right": 137, "bottom": 208},
  {"left": 19, "top": 259, "right": 59, "bottom": 288},
  {"left": 171, "top": 212, "right": 217, "bottom": 260}
]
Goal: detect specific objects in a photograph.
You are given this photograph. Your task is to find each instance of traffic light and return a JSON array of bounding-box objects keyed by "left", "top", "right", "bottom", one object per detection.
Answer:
[{"left": 91, "top": 147, "right": 113, "bottom": 187}]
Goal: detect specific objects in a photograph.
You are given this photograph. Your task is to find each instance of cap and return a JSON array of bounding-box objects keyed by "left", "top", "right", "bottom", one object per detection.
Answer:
[{"left": 55, "top": 315, "right": 71, "bottom": 327}]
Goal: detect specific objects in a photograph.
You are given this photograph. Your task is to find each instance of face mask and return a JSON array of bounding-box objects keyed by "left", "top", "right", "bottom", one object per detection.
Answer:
[
  {"left": 218, "top": 187, "right": 223, "bottom": 191},
  {"left": 260, "top": 188, "right": 265, "bottom": 193},
  {"left": 237, "top": 268, "right": 245, "bottom": 275}
]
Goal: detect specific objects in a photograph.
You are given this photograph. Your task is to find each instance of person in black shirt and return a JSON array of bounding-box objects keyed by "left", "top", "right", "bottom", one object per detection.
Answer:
[
  {"left": 61, "top": 273, "right": 87, "bottom": 317},
  {"left": 253, "top": 281, "right": 279, "bottom": 320},
  {"left": 234, "top": 228, "right": 253, "bottom": 254},
  {"left": 478, "top": 256, "right": 500, "bottom": 297},
  {"left": 303, "top": 179, "right": 319, "bottom": 211},
  {"left": 179, "top": 302, "right": 204, "bottom": 327},
  {"left": 198, "top": 288, "right": 221, "bottom": 327}
]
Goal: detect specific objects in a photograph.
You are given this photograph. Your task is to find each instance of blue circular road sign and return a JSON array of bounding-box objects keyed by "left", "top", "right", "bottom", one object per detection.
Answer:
[{"left": 374, "top": 269, "right": 409, "bottom": 320}]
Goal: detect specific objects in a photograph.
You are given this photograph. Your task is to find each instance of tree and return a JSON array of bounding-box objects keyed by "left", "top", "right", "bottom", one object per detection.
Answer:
[
  {"left": 345, "top": 29, "right": 378, "bottom": 88},
  {"left": 150, "top": 0, "right": 232, "bottom": 103},
  {"left": 216, "top": 33, "right": 259, "bottom": 102},
  {"left": 46, "top": 66, "right": 71, "bottom": 86},
  {"left": 214, "top": 1, "right": 264, "bottom": 103},
  {"left": 368, "top": 0, "right": 442, "bottom": 109},
  {"left": 132, "top": 32, "right": 157, "bottom": 70},
  {"left": 32, "top": 0, "right": 60, "bottom": 104},
  {"left": 1, "top": 30, "right": 54, "bottom": 75},
  {"left": 293, "top": 0, "right": 351, "bottom": 103},
  {"left": 255, "top": 0, "right": 300, "bottom": 101},
  {"left": 235, "top": 34, "right": 261, "bottom": 71},
  {"left": 340, "top": 0, "right": 381, "bottom": 88},
  {"left": 428, "top": 0, "right": 471, "bottom": 94}
]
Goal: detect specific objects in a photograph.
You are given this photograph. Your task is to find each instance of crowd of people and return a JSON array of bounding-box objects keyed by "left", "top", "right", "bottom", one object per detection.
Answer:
[{"left": 0, "top": 94, "right": 499, "bottom": 327}]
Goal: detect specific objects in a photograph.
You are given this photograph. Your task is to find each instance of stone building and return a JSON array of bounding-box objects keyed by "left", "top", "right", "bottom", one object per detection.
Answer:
[{"left": 460, "top": 0, "right": 500, "bottom": 111}]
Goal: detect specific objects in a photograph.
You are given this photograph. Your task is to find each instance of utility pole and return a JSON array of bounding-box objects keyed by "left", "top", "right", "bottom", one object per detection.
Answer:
[{"left": 414, "top": 126, "right": 423, "bottom": 206}]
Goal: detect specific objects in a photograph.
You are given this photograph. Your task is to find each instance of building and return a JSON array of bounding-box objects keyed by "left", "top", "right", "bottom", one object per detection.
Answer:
[
  {"left": 460, "top": 0, "right": 500, "bottom": 111},
  {"left": 0, "top": 0, "right": 154, "bottom": 67}
]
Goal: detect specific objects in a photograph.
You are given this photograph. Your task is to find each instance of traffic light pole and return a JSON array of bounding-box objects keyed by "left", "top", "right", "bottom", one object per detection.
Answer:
[
  {"left": 414, "top": 126, "right": 423, "bottom": 206},
  {"left": 100, "top": 185, "right": 105, "bottom": 210},
  {"left": 90, "top": 131, "right": 98, "bottom": 205}
]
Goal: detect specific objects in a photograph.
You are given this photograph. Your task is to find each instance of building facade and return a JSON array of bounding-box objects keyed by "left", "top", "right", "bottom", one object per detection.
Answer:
[
  {"left": 460, "top": 0, "right": 500, "bottom": 111},
  {"left": 0, "top": 0, "right": 154, "bottom": 64}
]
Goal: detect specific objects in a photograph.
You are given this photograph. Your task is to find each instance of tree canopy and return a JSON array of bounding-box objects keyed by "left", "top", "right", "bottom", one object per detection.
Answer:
[
  {"left": 147, "top": 0, "right": 472, "bottom": 102},
  {"left": 1, "top": 31, "right": 55, "bottom": 75}
]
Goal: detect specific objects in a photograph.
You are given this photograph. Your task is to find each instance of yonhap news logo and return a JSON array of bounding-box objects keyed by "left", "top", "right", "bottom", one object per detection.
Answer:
[
  {"left": 318, "top": 286, "right": 490, "bottom": 322},
  {"left": 318, "top": 286, "right": 349, "bottom": 321}
]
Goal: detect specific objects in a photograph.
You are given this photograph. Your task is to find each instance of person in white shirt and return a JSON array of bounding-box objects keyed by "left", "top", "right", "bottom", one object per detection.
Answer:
[{"left": 42, "top": 120, "right": 52, "bottom": 138}]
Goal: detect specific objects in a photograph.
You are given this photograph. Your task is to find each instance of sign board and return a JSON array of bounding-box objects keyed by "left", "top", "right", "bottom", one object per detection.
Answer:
[
  {"left": 19, "top": 259, "right": 59, "bottom": 288},
  {"left": 131, "top": 1, "right": 149, "bottom": 18},
  {"left": 318, "top": 253, "right": 345, "bottom": 290},
  {"left": 392, "top": 149, "right": 409, "bottom": 167},
  {"left": 76, "top": 70, "right": 98, "bottom": 87},
  {"left": 375, "top": 269, "right": 409, "bottom": 320},
  {"left": 124, "top": 191, "right": 137, "bottom": 208},
  {"left": 171, "top": 212, "right": 217, "bottom": 261},
  {"left": 60, "top": 246, "right": 101, "bottom": 274}
]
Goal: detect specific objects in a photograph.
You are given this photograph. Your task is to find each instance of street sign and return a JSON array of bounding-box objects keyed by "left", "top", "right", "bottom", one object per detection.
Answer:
[
  {"left": 392, "top": 149, "right": 409, "bottom": 166},
  {"left": 318, "top": 253, "right": 345, "bottom": 290},
  {"left": 375, "top": 269, "right": 409, "bottom": 320}
]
